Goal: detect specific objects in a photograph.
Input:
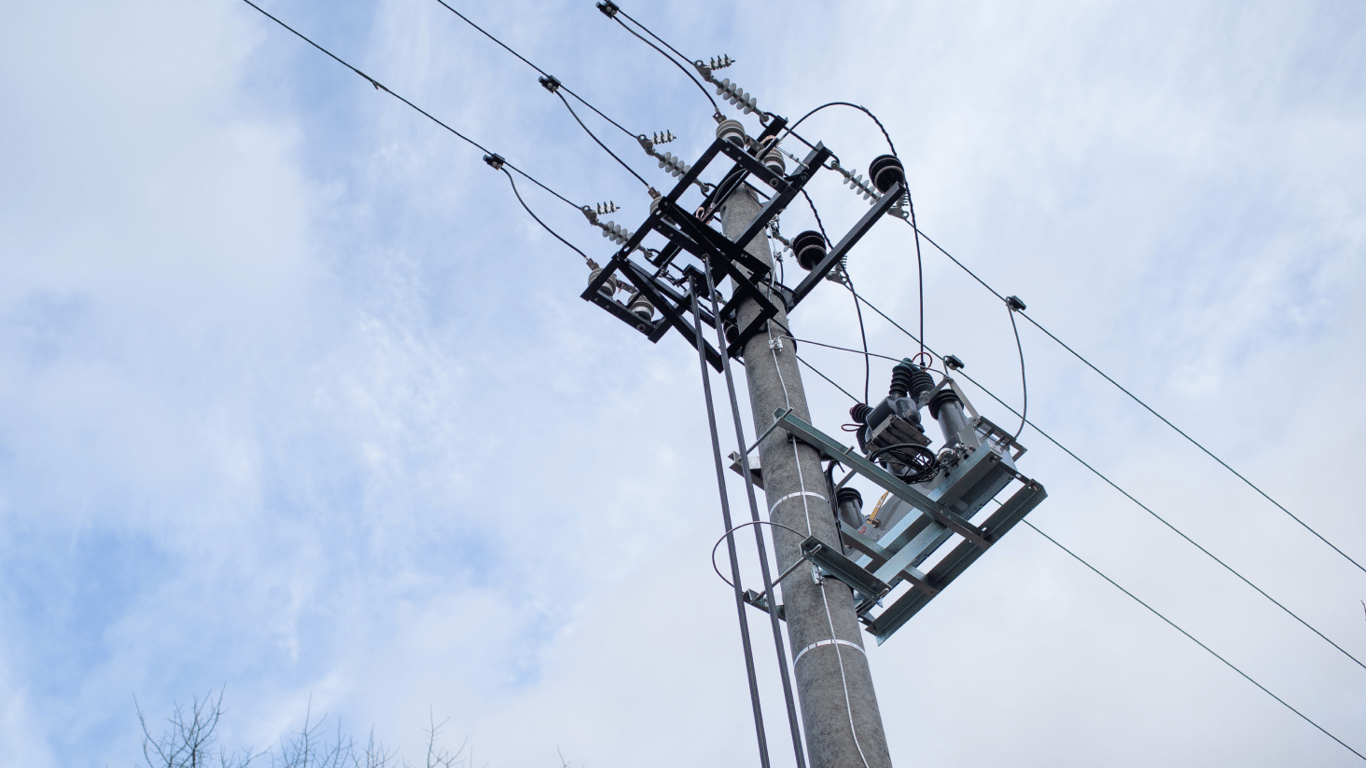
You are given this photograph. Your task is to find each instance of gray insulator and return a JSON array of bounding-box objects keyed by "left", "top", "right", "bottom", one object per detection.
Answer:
[
  {"left": 762, "top": 149, "right": 785, "bottom": 174},
  {"left": 656, "top": 151, "right": 690, "bottom": 178},
  {"left": 715, "top": 78, "right": 758, "bottom": 114},
  {"left": 588, "top": 268, "right": 618, "bottom": 299},
  {"left": 628, "top": 296, "right": 655, "bottom": 323},
  {"left": 599, "top": 220, "right": 633, "bottom": 246},
  {"left": 715, "top": 119, "right": 747, "bottom": 146}
]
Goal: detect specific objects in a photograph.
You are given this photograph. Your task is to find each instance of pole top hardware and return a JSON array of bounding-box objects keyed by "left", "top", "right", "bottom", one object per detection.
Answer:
[{"left": 482, "top": 153, "right": 505, "bottom": 170}]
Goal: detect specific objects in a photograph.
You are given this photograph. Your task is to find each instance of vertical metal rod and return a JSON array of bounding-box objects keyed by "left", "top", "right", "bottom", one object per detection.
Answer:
[
  {"left": 705, "top": 258, "right": 809, "bottom": 768},
  {"left": 691, "top": 275, "right": 772, "bottom": 768}
]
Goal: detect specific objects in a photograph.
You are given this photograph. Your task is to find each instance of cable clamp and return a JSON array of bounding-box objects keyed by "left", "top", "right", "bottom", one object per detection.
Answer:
[
  {"left": 943, "top": 354, "right": 965, "bottom": 371},
  {"left": 1006, "top": 295, "right": 1027, "bottom": 312},
  {"left": 595, "top": 1, "right": 619, "bottom": 17},
  {"left": 769, "top": 338, "right": 783, "bottom": 352},
  {"left": 482, "top": 153, "right": 505, "bottom": 171},
  {"left": 537, "top": 74, "right": 561, "bottom": 93}
]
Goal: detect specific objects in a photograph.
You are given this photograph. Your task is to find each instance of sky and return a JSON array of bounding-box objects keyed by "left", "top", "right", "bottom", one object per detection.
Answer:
[{"left": 1, "top": 0, "right": 1364, "bottom": 766}]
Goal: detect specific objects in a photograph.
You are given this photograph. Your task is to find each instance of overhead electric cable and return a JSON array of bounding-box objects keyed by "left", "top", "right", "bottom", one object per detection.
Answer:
[
  {"left": 1017, "top": 308, "right": 1366, "bottom": 576},
  {"left": 1007, "top": 302, "right": 1028, "bottom": 443},
  {"left": 796, "top": 354, "right": 861, "bottom": 404},
  {"left": 238, "top": 0, "right": 581, "bottom": 212},
  {"left": 1024, "top": 520, "right": 1366, "bottom": 762},
  {"left": 903, "top": 216, "right": 1366, "bottom": 575},
  {"left": 852, "top": 289, "right": 1366, "bottom": 672},
  {"left": 598, "top": 3, "right": 722, "bottom": 115},
  {"left": 497, "top": 168, "right": 592, "bottom": 265},
  {"left": 553, "top": 91, "right": 652, "bottom": 188},
  {"left": 431, "top": 0, "right": 642, "bottom": 142}
]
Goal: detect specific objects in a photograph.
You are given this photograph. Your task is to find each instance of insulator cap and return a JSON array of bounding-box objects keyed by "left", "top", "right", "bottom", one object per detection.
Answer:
[
  {"left": 791, "top": 230, "right": 827, "bottom": 271},
  {"left": 836, "top": 486, "right": 863, "bottom": 509},
  {"left": 628, "top": 297, "right": 655, "bottom": 323},
  {"left": 868, "top": 154, "right": 906, "bottom": 193},
  {"left": 716, "top": 119, "right": 747, "bottom": 146},
  {"left": 589, "top": 268, "right": 618, "bottom": 299},
  {"left": 762, "top": 149, "right": 785, "bottom": 174}
]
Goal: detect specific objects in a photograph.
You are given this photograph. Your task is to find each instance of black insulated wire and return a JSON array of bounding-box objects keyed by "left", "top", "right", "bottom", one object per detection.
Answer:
[
  {"left": 1017, "top": 308, "right": 1366, "bottom": 577},
  {"left": 498, "top": 169, "right": 591, "bottom": 264},
  {"left": 689, "top": 276, "right": 773, "bottom": 768},
  {"left": 1024, "top": 520, "right": 1366, "bottom": 763},
  {"left": 553, "top": 91, "right": 652, "bottom": 189},
  {"left": 853, "top": 287, "right": 1366, "bottom": 674},
  {"left": 1007, "top": 304, "right": 1028, "bottom": 444},
  {"left": 238, "top": 0, "right": 582, "bottom": 213},
  {"left": 796, "top": 355, "right": 861, "bottom": 404},
  {"left": 910, "top": 210, "right": 1366, "bottom": 576},
  {"left": 431, "top": 0, "right": 642, "bottom": 142},
  {"left": 604, "top": 9, "right": 721, "bottom": 115},
  {"left": 702, "top": 261, "right": 810, "bottom": 768}
]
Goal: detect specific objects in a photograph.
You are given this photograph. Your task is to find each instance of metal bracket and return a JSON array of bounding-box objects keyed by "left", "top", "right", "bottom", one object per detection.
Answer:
[{"left": 768, "top": 408, "right": 1047, "bottom": 644}]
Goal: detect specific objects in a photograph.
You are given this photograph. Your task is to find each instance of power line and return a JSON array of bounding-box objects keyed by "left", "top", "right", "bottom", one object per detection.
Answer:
[
  {"left": 896, "top": 210, "right": 1364, "bottom": 576},
  {"left": 598, "top": 3, "right": 722, "bottom": 116},
  {"left": 237, "top": 0, "right": 582, "bottom": 213},
  {"left": 552, "top": 90, "right": 652, "bottom": 189},
  {"left": 1024, "top": 520, "right": 1366, "bottom": 763},
  {"left": 1017, "top": 307, "right": 1366, "bottom": 577},
  {"left": 496, "top": 167, "right": 591, "bottom": 265},
  {"left": 852, "top": 289, "right": 1366, "bottom": 673},
  {"left": 430, "top": 0, "right": 642, "bottom": 142}
]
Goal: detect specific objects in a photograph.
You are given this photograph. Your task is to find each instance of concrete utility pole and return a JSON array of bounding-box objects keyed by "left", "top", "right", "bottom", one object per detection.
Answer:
[{"left": 722, "top": 185, "right": 894, "bottom": 768}]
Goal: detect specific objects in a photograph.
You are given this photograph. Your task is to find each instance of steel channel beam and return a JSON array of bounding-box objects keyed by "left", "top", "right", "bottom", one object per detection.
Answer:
[
  {"left": 772, "top": 409, "right": 990, "bottom": 549},
  {"left": 867, "top": 481, "right": 1047, "bottom": 643},
  {"left": 791, "top": 181, "right": 904, "bottom": 307}
]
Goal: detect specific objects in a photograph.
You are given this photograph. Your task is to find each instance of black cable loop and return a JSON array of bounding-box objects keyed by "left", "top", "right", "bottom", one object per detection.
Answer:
[
  {"left": 608, "top": 17, "right": 720, "bottom": 115},
  {"left": 499, "top": 170, "right": 590, "bottom": 264},
  {"left": 1007, "top": 305, "right": 1028, "bottom": 443},
  {"left": 239, "top": 0, "right": 583, "bottom": 215},
  {"left": 554, "top": 92, "right": 652, "bottom": 189},
  {"left": 853, "top": 288, "right": 1366, "bottom": 675},
  {"left": 1025, "top": 520, "right": 1366, "bottom": 763},
  {"left": 689, "top": 277, "right": 773, "bottom": 768},
  {"left": 431, "top": 0, "right": 641, "bottom": 141}
]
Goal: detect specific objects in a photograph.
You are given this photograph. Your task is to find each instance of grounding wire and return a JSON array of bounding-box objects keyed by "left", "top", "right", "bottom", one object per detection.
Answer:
[
  {"left": 498, "top": 170, "right": 591, "bottom": 265},
  {"left": 603, "top": 7, "right": 721, "bottom": 115},
  {"left": 431, "top": 0, "right": 641, "bottom": 141},
  {"left": 690, "top": 274, "right": 774, "bottom": 768},
  {"left": 1025, "top": 520, "right": 1366, "bottom": 762},
  {"left": 853, "top": 288, "right": 1366, "bottom": 673},
  {"left": 1018, "top": 307, "right": 1366, "bottom": 577},
  {"left": 704, "top": 261, "right": 810, "bottom": 768},
  {"left": 553, "top": 91, "right": 652, "bottom": 189},
  {"left": 238, "top": 0, "right": 582, "bottom": 213}
]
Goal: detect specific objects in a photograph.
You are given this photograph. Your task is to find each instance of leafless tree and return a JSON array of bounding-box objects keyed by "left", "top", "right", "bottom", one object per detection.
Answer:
[{"left": 136, "top": 690, "right": 472, "bottom": 768}]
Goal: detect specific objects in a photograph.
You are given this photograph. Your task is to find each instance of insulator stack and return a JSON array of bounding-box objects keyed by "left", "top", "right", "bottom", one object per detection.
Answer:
[
  {"left": 653, "top": 151, "right": 691, "bottom": 178},
  {"left": 713, "top": 78, "right": 759, "bottom": 115},
  {"left": 832, "top": 162, "right": 878, "bottom": 201},
  {"left": 598, "top": 220, "right": 634, "bottom": 246}
]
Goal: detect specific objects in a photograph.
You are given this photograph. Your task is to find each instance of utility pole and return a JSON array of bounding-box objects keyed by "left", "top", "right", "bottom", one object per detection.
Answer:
[{"left": 721, "top": 185, "right": 895, "bottom": 768}]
